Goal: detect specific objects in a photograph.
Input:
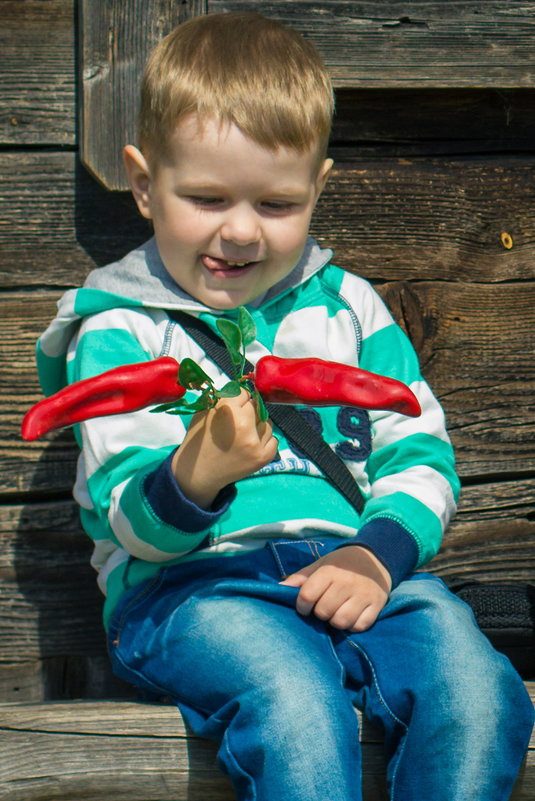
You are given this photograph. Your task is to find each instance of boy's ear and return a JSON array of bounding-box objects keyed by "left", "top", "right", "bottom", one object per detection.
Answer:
[
  {"left": 123, "top": 145, "right": 153, "bottom": 220},
  {"left": 314, "top": 158, "right": 333, "bottom": 200}
]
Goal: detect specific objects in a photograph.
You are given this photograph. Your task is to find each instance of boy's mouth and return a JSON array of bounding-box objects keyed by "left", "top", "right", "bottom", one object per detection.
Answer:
[{"left": 202, "top": 255, "right": 257, "bottom": 274}]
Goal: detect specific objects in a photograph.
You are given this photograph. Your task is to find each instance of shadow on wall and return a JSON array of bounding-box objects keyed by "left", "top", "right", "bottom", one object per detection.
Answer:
[{"left": 74, "top": 160, "right": 151, "bottom": 268}]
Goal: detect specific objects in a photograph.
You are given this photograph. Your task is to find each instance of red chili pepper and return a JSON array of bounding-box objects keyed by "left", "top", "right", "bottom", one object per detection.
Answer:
[
  {"left": 21, "top": 357, "right": 185, "bottom": 441},
  {"left": 251, "top": 356, "right": 421, "bottom": 417}
]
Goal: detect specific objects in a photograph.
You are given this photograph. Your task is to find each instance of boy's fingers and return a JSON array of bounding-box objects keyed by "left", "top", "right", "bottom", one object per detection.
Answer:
[
  {"left": 289, "top": 569, "right": 332, "bottom": 617},
  {"left": 282, "top": 571, "right": 382, "bottom": 632},
  {"left": 279, "top": 573, "right": 307, "bottom": 588},
  {"left": 349, "top": 603, "right": 381, "bottom": 633},
  {"left": 279, "top": 565, "right": 314, "bottom": 589},
  {"left": 280, "top": 554, "right": 389, "bottom": 632},
  {"left": 327, "top": 598, "right": 363, "bottom": 631},
  {"left": 236, "top": 387, "right": 254, "bottom": 406}
]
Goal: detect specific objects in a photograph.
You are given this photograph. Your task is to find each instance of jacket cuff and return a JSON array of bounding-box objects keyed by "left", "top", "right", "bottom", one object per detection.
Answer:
[
  {"left": 335, "top": 518, "right": 419, "bottom": 589},
  {"left": 143, "top": 450, "right": 236, "bottom": 533}
]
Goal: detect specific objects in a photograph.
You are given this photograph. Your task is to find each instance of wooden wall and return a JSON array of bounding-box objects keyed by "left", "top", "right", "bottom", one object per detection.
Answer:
[{"left": 1, "top": 1, "right": 535, "bottom": 703}]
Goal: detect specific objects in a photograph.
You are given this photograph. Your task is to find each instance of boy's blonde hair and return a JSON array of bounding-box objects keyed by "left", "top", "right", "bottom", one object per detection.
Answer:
[{"left": 139, "top": 12, "right": 334, "bottom": 170}]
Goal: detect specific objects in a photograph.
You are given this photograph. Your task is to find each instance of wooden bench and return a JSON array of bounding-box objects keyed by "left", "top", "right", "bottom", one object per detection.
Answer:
[
  {"left": 2, "top": 693, "right": 533, "bottom": 800},
  {"left": 2, "top": 1, "right": 535, "bottom": 798}
]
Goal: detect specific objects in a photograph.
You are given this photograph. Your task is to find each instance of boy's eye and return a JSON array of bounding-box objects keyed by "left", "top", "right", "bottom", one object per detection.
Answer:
[
  {"left": 185, "top": 196, "right": 297, "bottom": 212},
  {"left": 187, "top": 196, "right": 223, "bottom": 207},
  {"left": 262, "top": 201, "right": 295, "bottom": 212}
]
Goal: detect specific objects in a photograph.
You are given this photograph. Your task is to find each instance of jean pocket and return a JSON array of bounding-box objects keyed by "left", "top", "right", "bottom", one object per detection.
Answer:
[{"left": 268, "top": 538, "right": 340, "bottom": 579}]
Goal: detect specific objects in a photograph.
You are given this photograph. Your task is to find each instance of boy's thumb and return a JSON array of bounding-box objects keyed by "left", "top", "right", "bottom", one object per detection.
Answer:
[{"left": 279, "top": 567, "right": 312, "bottom": 588}]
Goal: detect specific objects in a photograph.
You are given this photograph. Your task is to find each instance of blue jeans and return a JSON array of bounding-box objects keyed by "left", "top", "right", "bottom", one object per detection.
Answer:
[{"left": 108, "top": 538, "right": 534, "bottom": 801}]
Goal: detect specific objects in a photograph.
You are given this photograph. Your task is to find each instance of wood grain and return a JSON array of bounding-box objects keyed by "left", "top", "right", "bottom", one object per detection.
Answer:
[
  {"left": 211, "top": 1, "right": 535, "bottom": 88},
  {"left": 331, "top": 89, "right": 535, "bottom": 156},
  {"left": 0, "top": 691, "right": 532, "bottom": 800},
  {"left": 315, "top": 156, "right": 535, "bottom": 283},
  {"left": 0, "top": 0, "right": 75, "bottom": 146}
]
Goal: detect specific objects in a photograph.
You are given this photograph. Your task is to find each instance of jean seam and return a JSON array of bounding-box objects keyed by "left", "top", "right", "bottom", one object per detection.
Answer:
[
  {"left": 270, "top": 542, "right": 286, "bottom": 577},
  {"left": 342, "top": 635, "right": 406, "bottom": 728},
  {"left": 325, "top": 632, "right": 350, "bottom": 698},
  {"left": 343, "top": 635, "right": 408, "bottom": 799},
  {"left": 389, "top": 727, "right": 408, "bottom": 801},
  {"left": 221, "top": 728, "right": 257, "bottom": 801}
]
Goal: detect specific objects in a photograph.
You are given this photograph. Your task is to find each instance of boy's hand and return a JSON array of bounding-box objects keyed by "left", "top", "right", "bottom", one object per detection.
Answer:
[
  {"left": 172, "top": 389, "right": 278, "bottom": 509},
  {"left": 280, "top": 545, "right": 392, "bottom": 633}
]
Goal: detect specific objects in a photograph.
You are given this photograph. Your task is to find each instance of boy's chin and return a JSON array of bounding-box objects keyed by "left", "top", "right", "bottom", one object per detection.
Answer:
[
  {"left": 205, "top": 296, "right": 257, "bottom": 311},
  {"left": 197, "top": 287, "right": 264, "bottom": 311}
]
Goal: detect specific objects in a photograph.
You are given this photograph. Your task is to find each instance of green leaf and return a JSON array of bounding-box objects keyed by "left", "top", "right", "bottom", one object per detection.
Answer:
[
  {"left": 238, "top": 306, "right": 257, "bottom": 347},
  {"left": 217, "top": 380, "right": 242, "bottom": 398},
  {"left": 159, "top": 391, "right": 217, "bottom": 415},
  {"left": 217, "top": 318, "right": 242, "bottom": 353},
  {"left": 183, "top": 394, "right": 216, "bottom": 412},
  {"left": 216, "top": 318, "right": 243, "bottom": 377},
  {"left": 163, "top": 407, "right": 197, "bottom": 415},
  {"left": 254, "top": 392, "right": 269, "bottom": 423},
  {"left": 178, "top": 358, "right": 212, "bottom": 389},
  {"left": 150, "top": 401, "right": 185, "bottom": 413}
]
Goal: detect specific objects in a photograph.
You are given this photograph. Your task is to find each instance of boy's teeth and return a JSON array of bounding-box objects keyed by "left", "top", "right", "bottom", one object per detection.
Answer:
[{"left": 227, "top": 261, "right": 248, "bottom": 267}]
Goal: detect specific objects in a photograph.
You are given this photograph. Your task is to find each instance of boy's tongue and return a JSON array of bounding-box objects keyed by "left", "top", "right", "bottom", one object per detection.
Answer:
[{"left": 203, "top": 255, "right": 252, "bottom": 272}]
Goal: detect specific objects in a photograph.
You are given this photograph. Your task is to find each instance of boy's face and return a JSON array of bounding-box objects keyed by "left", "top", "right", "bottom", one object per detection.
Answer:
[{"left": 124, "top": 115, "right": 332, "bottom": 309}]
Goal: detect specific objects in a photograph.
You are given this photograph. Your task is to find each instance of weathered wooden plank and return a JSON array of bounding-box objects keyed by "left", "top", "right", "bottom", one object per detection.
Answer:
[
  {"left": 212, "top": 1, "right": 535, "bottom": 89},
  {"left": 388, "top": 280, "right": 535, "bottom": 478},
  {"left": 3, "top": 11, "right": 535, "bottom": 158},
  {"left": 332, "top": 89, "right": 535, "bottom": 156},
  {"left": 0, "top": 657, "right": 133, "bottom": 705},
  {"left": 0, "top": 691, "right": 532, "bottom": 800},
  {"left": 0, "top": 662, "right": 55, "bottom": 705},
  {"left": 0, "top": 698, "right": 386, "bottom": 739},
  {"left": 3, "top": 0, "right": 535, "bottom": 156},
  {"left": 431, "top": 479, "right": 535, "bottom": 583},
  {"left": 0, "top": 701, "right": 385, "bottom": 801},
  {"left": 0, "top": 0, "right": 75, "bottom": 146},
  {"left": 0, "top": 701, "right": 379, "bottom": 801},
  {"left": 1, "top": 152, "right": 534, "bottom": 287},
  {"left": 0, "top": 730, "right": 237, "bottom": 801},
  {"left": 80, "top": 0, "right": 208, "bottom": 189},
  {"left": 316, "top": 156, "right": 535, "bottom": 283},
  {"left": 0, "top": 291, "right": 77, "bottom": 495}
]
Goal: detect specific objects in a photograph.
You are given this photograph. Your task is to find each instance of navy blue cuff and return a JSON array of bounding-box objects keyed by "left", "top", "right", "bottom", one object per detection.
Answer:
[
  {"left": 335, "top": 518, "right": 419, "bottom": 588},
  {"left": 143, "top": 450, "right": 236, "bottom": 533}
]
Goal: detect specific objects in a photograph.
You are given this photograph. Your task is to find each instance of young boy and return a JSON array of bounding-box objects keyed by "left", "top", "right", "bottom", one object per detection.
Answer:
[{"left": 36, "top": 12, "right": 532, "bottom": 800}]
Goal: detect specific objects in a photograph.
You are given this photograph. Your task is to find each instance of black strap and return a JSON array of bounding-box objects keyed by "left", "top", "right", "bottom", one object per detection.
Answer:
[{"left": 169, "top": 310, "right": 365, "bottom": 515}]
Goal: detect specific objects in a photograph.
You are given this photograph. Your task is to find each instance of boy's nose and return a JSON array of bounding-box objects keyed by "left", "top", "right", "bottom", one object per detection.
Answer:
[{"left": 220, "top": 205, "right": 261, "bottom": 246}]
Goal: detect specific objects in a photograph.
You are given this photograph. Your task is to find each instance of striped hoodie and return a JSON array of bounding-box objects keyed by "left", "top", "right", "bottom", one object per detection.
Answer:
[{"left": 36, "top": 235, "right": 460, "bottom": 628}]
